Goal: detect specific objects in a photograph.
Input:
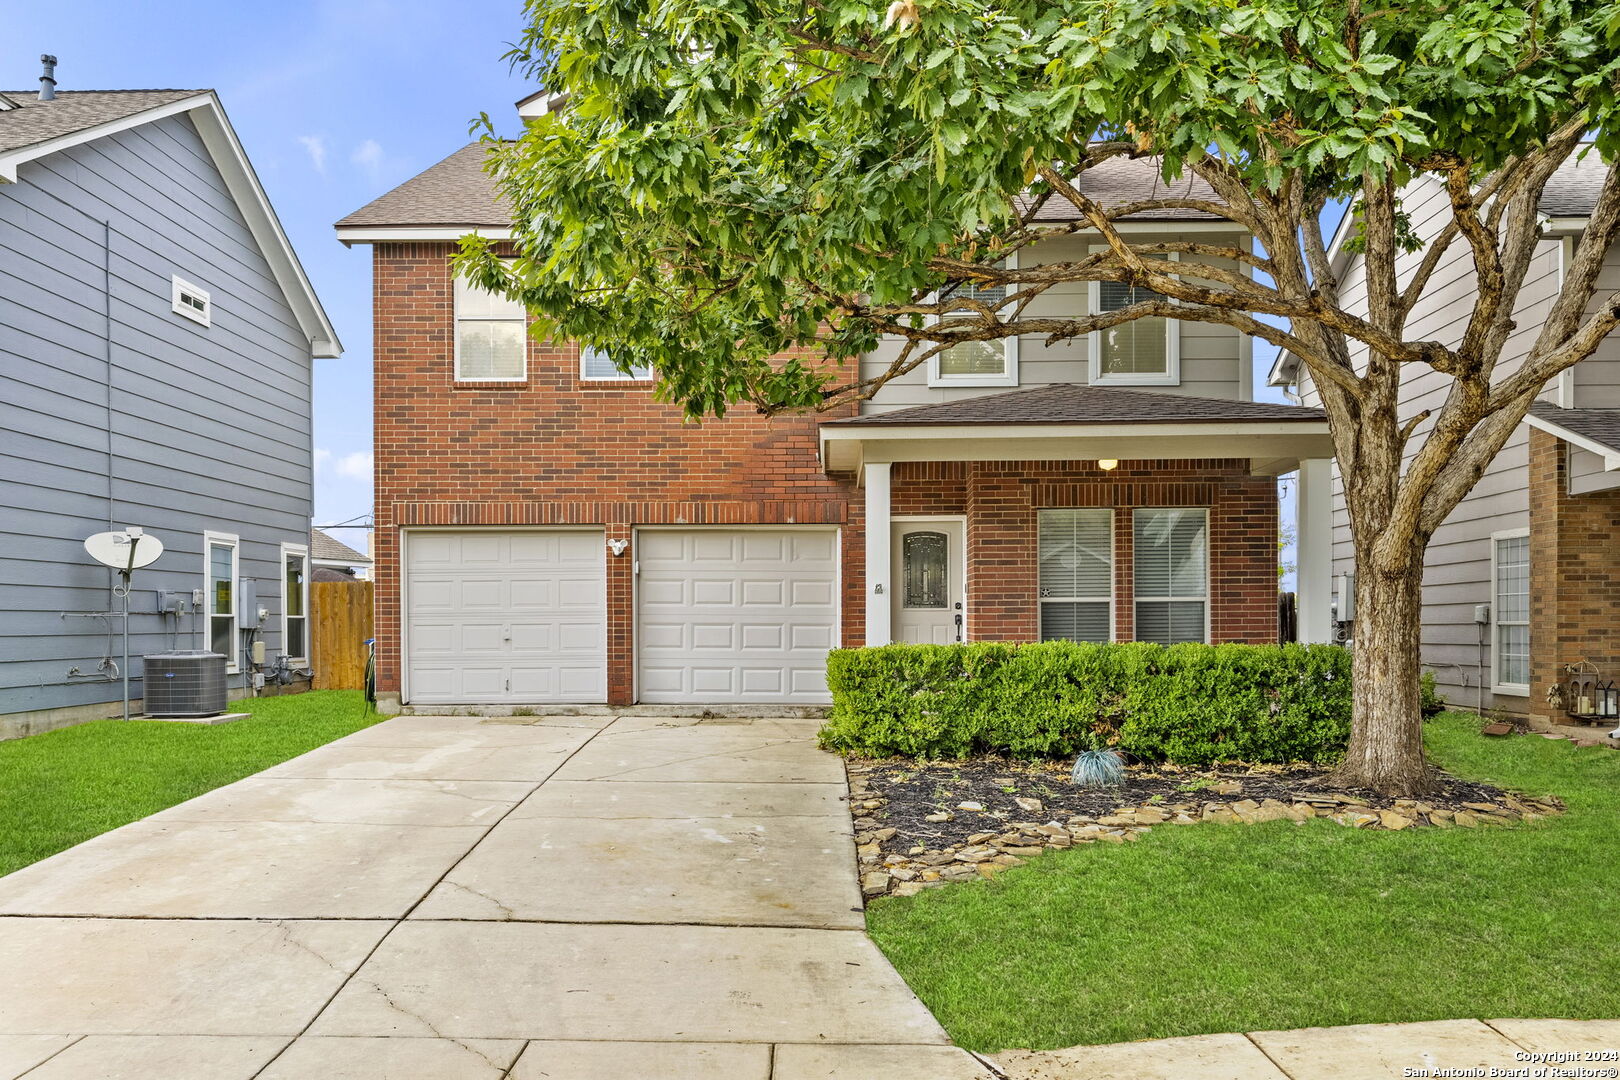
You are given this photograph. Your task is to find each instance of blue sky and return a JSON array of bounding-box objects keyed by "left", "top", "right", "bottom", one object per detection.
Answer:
[
  {"left": 5, "top": 4, "right": 1305, "bottom": 565},
  {"left": 4, "top": 0, "right": 538, "bottom": 554}
]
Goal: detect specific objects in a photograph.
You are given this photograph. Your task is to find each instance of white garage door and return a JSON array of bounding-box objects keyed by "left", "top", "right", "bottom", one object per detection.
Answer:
[
  {"left": 405, "top": 530, "right": 606, "bottom": 704},
  {"left": 637, "top": 529, "right": 838, "bottom": 704}
]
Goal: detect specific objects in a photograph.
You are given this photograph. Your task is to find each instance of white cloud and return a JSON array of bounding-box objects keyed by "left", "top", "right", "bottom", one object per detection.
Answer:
[
  {"left": 351, "top": 139, "right": 385, "bottom": 184},
  {"left": 298, "top": 135, "right": 328, "bottom": 175},
  {"left": 334, "top": 451, "right": 373, "bottom": 480},
  {"left": 314, "top": 447, "right": 332, "bottom": 470}
]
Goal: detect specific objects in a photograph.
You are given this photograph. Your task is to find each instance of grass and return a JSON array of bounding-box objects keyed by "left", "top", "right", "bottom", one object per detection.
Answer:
[
  {"left": 0, "top": 690, "right": 385, "bottom": 877},
  {"left": 866, "top": 712, "right": 1620, "bottom": 1052}
]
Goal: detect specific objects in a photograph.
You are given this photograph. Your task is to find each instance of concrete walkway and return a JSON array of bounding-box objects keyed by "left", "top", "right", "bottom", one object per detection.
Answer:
[
  {"left": 995, "top": 1018, "right": 1620, "bottom": 1079},
  {"left": 0, "top": 714, "right": 991, "bottom": 1079}
]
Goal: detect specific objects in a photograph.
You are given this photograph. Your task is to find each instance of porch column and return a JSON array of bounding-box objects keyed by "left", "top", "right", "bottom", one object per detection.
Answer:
[
  {"left": 1296, "top": 457, "right": 1334, "bottom": 643},
  {"left": 864, "top": 462, "right": 892, "bottom": 646}
]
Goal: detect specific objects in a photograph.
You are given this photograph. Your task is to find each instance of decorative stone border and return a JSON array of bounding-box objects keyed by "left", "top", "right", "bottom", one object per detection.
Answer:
[{"left": 848, "top": 762, "right": 1563, "bottom": 900}]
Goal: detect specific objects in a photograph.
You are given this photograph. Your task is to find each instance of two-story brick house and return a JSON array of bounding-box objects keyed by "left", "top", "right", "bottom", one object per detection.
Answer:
[{"left": 337, "top": 107, "right": 1335, "bottom": 713}]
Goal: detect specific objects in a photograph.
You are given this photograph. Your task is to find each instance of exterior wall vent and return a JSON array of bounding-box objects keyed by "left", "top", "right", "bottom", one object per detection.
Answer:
[{"left": 142, "top": 650, "right": 228, "bottom": 717}]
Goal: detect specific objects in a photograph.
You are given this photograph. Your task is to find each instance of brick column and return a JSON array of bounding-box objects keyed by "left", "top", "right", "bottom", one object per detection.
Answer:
[
  {"left": 1528, "top": 429, "right": 1620, "bottom": 729},
  {"left": 965, "top": 463, "right": 1039, "bottom": 640},
  {"left": 606, "top": 523, "right": 634, "bottom": 706}
]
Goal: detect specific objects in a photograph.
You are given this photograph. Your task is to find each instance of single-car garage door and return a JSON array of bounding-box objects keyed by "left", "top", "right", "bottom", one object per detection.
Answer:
[
  {"left": 637, "top": 528, "right": 838, "bottom": 704},
  {"left": 405, "top": 529, "right": 606, "bottom": 704}
]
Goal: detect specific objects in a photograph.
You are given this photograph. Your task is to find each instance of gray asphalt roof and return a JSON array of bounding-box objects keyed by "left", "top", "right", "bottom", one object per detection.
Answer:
[
  {"left": 0, "top": 89, "right": 202, "bottom": 155},
  {"left": 1528, "top": 402, "right": 1620, "bottom": 455},
  {"left": 823, "top": 383, "right": 1326, "bottom": 427},
  {"left": 336, "top": 145, "right": 1228, "bottom": 229},
  {"left": 1541, "top": 148, "right": 1612, "bottom": 217},
  {"left": 311, "top": 528, "right": 372, "bottom": 565},
  {"left": 336, "top": 142, "right": 509, "bottom": 229}
]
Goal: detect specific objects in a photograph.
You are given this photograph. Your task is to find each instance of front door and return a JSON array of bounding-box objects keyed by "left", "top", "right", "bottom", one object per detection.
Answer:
[{"left": 891, "top": 520, "right": 964, "bottom": 644}]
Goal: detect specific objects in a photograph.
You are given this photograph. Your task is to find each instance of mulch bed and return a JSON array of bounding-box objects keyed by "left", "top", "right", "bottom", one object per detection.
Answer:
[{"left": 847, "top": 755, "right": 1563, "bottom": 899}]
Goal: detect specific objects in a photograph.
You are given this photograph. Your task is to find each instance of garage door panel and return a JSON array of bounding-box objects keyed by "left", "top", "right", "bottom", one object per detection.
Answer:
[
  {"left": 636, "top": 528, "right": 836, "bottom": 705},
  {"left": 406, "top": 530, "right": 606, "bottom": 705}
]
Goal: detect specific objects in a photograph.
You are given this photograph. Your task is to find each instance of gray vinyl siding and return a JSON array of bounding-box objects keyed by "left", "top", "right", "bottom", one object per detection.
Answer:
[
  {"left": 861, "top": 232, "right": 1250, "bottom": 412},
  {"left": 0, "top": 112, "right": 315, "bottom": 720},
  {"left": 1568, "top": 446, "right": 1620, "bottom": 495},
  {"left": 1300, "top": 174, "right": 1620, "bottom": 712}
]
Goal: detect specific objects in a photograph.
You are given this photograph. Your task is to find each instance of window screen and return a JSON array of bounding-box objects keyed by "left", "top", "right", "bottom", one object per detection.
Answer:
[
  {"left": 1494, "top": 534, "right": 1529, "bottom": 686},
  {"left": 454, "top": 272, "right": 526, "bottom": 380},
  {"left": 1134, "top": 508, "right": 1207, "bottom": 644},
  {"left": 1039, "top": 509, "right": 1112, "bottom": 642},
  {"left": 937, "top": 279, "right": 1011, "bottom": 378},
  {"left": 582, "top": 346, "right": 652, "bottom": 381},
  {"left": 1095, "top": 272, "right": 1171, "bottom": 379}
]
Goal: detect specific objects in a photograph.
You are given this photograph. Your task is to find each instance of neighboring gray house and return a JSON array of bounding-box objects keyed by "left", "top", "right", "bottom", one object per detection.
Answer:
[
  {"left": 0, "top": 75, "right": 341, "bottom": 737},
  {"left": 1271, "top": 152, "right": 1620, "bottom": 726}
]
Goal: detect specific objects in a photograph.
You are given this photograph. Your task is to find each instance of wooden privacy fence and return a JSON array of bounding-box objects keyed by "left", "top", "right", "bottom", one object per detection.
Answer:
[{"left": 312, "top": 580, "right": 374, "bottom": 690}]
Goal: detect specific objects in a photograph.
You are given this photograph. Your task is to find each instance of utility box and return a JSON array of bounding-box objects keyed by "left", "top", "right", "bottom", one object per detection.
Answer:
[{"left": 239, "top": 580, "right": 259, "bottom": 628}]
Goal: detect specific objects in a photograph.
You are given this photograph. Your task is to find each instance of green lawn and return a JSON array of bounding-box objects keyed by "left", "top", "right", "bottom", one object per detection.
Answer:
[
  {"left": 867, "top": 713, "right": 1620, "bottom": 1052},
  {"left": 0, "top": 691, "right": 385, "bottom": 877}
]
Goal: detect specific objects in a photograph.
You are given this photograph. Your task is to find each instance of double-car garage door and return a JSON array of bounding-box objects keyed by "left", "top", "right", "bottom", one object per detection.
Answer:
[{"left": 404, "top": 528, "right": 837, "bottom": 705}]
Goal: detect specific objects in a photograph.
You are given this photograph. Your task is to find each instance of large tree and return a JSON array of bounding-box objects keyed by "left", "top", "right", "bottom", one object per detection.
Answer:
[{"left": 459, "top": 0, "right": 1620, "bottom": 794}]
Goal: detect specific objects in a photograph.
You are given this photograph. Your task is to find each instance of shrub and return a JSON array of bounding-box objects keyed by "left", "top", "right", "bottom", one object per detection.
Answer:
[
  {"left": 1420, "top": 671, "right": 1446, "bottom": 717},
  {"left": 821, "top": 641, "right": 1353, "bottom": 765}
]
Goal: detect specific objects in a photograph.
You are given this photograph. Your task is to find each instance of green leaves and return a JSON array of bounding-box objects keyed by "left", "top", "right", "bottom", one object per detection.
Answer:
[{"left": 474, "top": 0, "right": 1615, "bottom": 417}]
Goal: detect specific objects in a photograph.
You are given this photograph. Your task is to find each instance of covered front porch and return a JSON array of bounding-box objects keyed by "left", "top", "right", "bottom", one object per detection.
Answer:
[{"left": 819, "top": 385, "right": 1338, "bottom": 649}]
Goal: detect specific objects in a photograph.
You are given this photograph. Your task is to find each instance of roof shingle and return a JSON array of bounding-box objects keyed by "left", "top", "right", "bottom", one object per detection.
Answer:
[
  {"left": 311, "top": 528, "right": 372, "bottom": 565},
  {"left": 0, "top": 89, "right": 202, "bottom": 156},
  {"left": 1528, "top": 402, "right": 1620, "bottom": 455},
  {"left": 336, "top": 145, "right": 1229, "bottom": 230},
  {"left": 823, "top": 383, "right": 1326, "bottom": 427}
]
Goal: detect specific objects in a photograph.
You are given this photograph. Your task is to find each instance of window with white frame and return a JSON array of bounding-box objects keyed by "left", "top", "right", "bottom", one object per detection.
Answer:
[
  {"left": 1038, "top": 509, "right": 1113, "bottom": 642},
  {"left": 928, "top": 258, "right": 1018, "bottom": 387},
  {"left": 454, "top": 266, "right": 526, "bottom": 380},
  {"left": 1493, "top": 531, "right": 1530, "bottom": 689},
  {"left": 1089, "top": 255, "right": 1178, "bottom": 384},
  {"left": 1134, "top": 508, "right": 1207, "bottom": 644},
  {"left": 172, "top": 274, "right": 211, "bottom": 327},
  {"left": 581, "top": 345, "right": 652, "bottom": 381},
  {"left": 282, "top": 543, "right": 309, "bottom": 664},
  {"left": 204, "top": 532, "right": 239, "bottom": 670}
]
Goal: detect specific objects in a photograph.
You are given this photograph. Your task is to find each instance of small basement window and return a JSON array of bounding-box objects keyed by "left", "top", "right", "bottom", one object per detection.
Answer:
[{"left": 172, "top": 275, "right": 211, "bottom": 327}]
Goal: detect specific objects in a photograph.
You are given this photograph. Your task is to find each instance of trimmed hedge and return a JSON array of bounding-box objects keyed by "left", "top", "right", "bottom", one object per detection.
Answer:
[{"left": 820, "top": 641, "right": 1352, "bottom": 764}]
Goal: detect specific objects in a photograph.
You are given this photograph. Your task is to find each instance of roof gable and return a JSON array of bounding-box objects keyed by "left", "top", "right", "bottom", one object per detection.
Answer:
[{"left": 0, "top": 90, "right": 341, "bottom": 358}]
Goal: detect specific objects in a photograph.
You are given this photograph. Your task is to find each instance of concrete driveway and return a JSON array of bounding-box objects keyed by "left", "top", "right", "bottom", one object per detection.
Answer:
[{"left": 0, "top": 714, "right": 992, "bottom": 1079}]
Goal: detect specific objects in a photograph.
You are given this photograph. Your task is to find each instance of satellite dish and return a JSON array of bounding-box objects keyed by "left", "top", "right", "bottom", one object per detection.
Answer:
[{"left": 84, "top": 530, "right": 164, "bottom": 572}]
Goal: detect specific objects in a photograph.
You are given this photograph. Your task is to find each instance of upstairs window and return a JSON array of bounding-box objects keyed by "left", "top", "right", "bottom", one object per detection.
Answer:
[
  {"left": 928, "top": 260, "right": 1018, "bottom": 387},
  {"left": 1492, "top": 531, "right": 1530, "bottom": 690},
  {"left": 454, "top": 270, "right": 526, "bottom": 381},
  {"left": 172, "top": 275, "right": 211, "bottom": 327},
  {"left": 1039, "top": 509, "right": 1113, "bottom": 642},
  {"left": 1134, "top": 508, "right": 1207, "bottom": 644},
  {"left": 581, "top": 346, "right": 652, "bottom": 381},
  {"left": 1089, "top": 255, "right": 1179, "bottom": 385}
]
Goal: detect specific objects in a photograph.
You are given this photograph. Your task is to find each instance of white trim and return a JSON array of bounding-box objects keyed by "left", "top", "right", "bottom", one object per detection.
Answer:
[
  {"left": 336, "top": 225, "right": 514, "bottom": 245},
  {"left": 1490, "top": 528, "right": 1531, "bottom": 695},
  {"left": 926, "top": 249, "right": 1020, "bottom": 388},
  {"left": 280, "top": 542, "right": 310, "bottom": 666},
  {"left": 1132, "top": 507, "right": 1211, "bottom": 645},
  {"left": 1556, "top": 235, "right": 1574, "bottom": 408},
  {"left": 202, "top": 530, "right": 240, "bottom": 674},
  {"left": 864, "top": 463, "right": 893, "bottom": 646},
  {"left": 1036, "top": 508, "right": 1115, "bottom": 643},
  {"left": 1523, "top": 411, "right": 1620, "bottom": 471},
  {"left": 171, "top": 274, "right": 211, "bottom": 327},
  {"left": 0, "top": 92, "right": 342, "bottom": 358},
  {"left": 453, "top": 262, "right": 527, "bottom": 382},
  {"left": 1295, "top": 459, "right": 1335, "bottom": 643},
  {"left": 1087, "top": 250, "right": 1180, "bottom": 386}
]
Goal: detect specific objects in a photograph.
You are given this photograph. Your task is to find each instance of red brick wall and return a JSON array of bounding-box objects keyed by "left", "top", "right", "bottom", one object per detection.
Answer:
[
  {"left": 894, "top": 460, "right": 1279, "bottom": 644},
  {"left": 1529, "top": 429, "right": 1620, "bottom": 728},
  {"left": 371, "top": 244, "right": 1282, "bottom": 703},
  {"left": 371, "top": 243, "right": 857, "bottom": 703}
]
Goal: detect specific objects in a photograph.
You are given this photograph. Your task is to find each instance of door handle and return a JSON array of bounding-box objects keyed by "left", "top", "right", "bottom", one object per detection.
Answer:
[{"left": 954, "top": 609, "right": 963, "bottom": 643}]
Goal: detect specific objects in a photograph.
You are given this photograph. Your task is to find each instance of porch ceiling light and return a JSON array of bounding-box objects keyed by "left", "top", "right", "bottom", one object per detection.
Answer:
[{"left": 1097, "top": 459, "right": 1119, "bottom": 471}]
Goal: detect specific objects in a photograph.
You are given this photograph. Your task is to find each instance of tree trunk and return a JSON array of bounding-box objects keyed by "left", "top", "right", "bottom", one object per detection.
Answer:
[{"left": 1331, "top": 559, "right": 1434, "bottom": 795}]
